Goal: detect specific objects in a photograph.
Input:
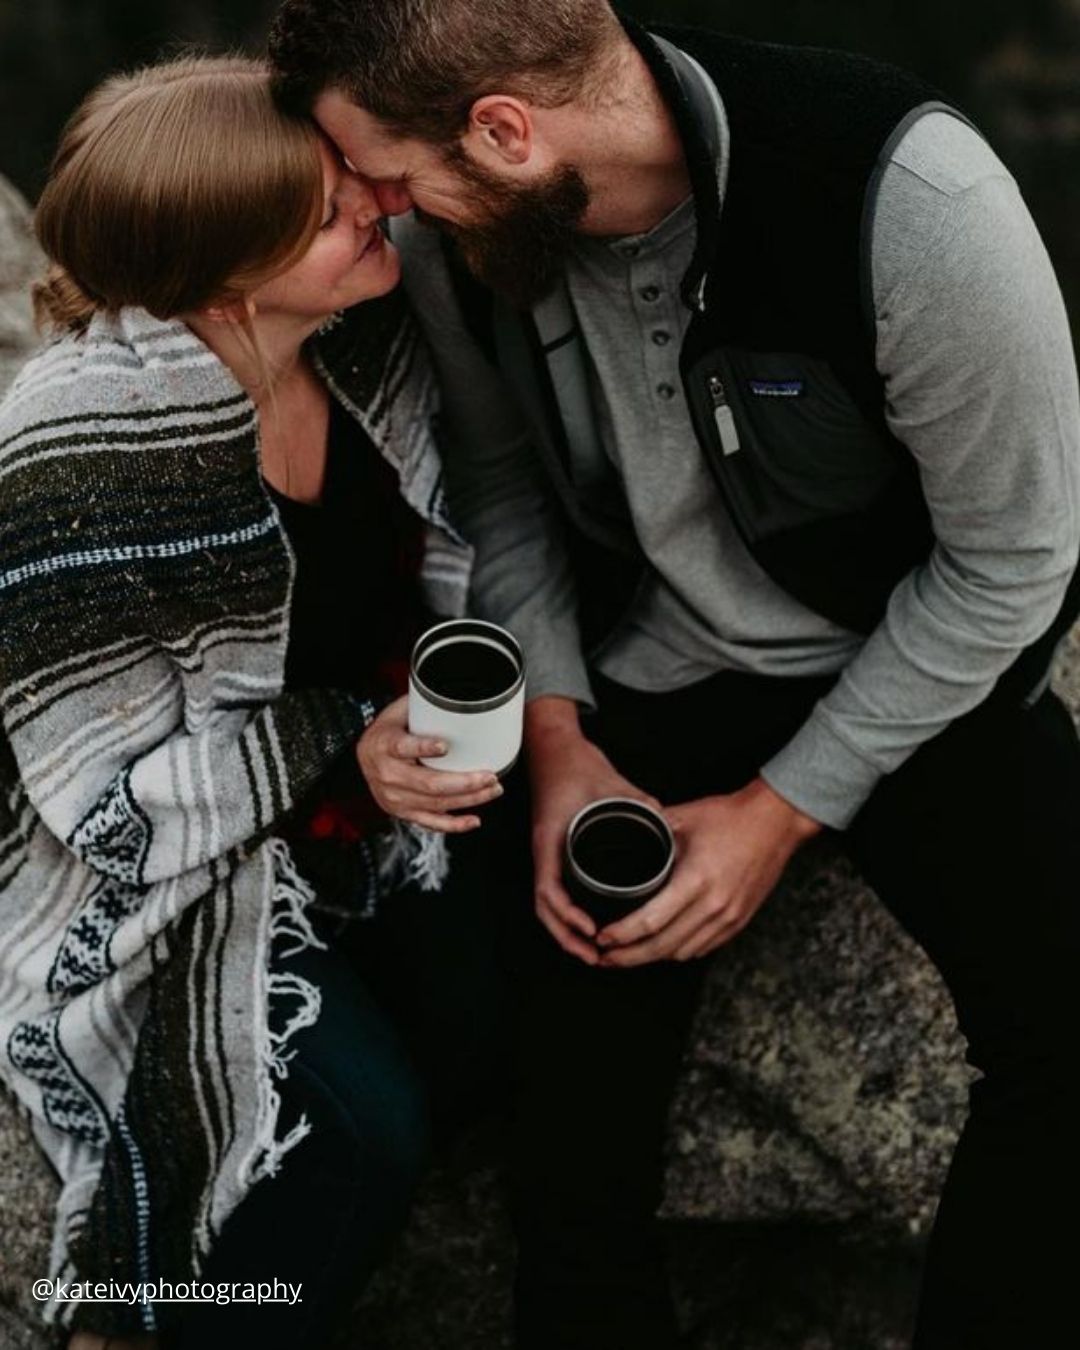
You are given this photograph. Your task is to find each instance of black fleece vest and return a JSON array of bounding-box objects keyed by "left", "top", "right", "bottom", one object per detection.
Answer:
[
  {"left": 449, "top": 24, "right": 1080, "bottom": 703},
  {"left": 644, "top": 26, "right": 932, "bottom": 615}
]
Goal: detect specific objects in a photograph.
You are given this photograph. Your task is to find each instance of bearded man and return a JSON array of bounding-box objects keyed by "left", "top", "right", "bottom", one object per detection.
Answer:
[{"left": 270, "top": 4, "right": 1080, "bottom": 1348}]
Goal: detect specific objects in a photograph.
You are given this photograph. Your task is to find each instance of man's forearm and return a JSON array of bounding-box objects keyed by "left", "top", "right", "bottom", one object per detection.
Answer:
[
  {"left": 764, "top": 143, "right": 1080, "bottom": 830},
  {"left": 525, "top": 694, "right": 583, "bottom": 746}
]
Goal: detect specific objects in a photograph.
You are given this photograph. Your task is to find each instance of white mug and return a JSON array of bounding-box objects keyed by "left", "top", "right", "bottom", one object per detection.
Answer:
[{"left": 408, "top": 619, "right": 525, "bottom": 776}]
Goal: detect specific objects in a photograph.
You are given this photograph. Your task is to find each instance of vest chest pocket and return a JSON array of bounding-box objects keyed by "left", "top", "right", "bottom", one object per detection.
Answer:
[{"left": 688, "top": 348, "right": 905, "bottom": 544}]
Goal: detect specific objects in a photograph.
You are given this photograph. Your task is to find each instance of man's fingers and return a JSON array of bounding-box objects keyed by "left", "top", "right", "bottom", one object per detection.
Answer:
[
  {"left": 672, "top": 911, "right": 746, "bottom": 962},
  {"left": 598, "top": 897, "right": 719, "bottom": 968},
  {"left": 537, "top": 876, "right": 597, "bottom": 938},
  {"left": 596, "top": 871, "right": 700, "bottom": 949},
  {"left": 535, "top": 897, "right": 599, "bottom": 965},
  {"left": 599, "top": 875, "right": 740, "bottom": 967},
  {"left": 531, "top": 825, "right": 594, "bottom": 928}
]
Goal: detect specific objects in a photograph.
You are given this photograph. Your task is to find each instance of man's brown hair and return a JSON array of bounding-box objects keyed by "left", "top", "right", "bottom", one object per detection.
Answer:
[{"left": 268, "top": 0, "right": 624, "bottom": 143}]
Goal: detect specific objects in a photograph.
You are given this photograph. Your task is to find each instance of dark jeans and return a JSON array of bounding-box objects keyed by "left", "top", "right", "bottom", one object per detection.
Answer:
[
  {"left": 511, "top": 670, "right": 1080, "bottom": 1350},
  {"left": 166, "top": 790, "right": 526, "bottom": 1350}
]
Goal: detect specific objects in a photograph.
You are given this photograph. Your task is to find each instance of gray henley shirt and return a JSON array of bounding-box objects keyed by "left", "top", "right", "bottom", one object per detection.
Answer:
[{"left": 394, "top": 103, "right": 1080, "bottom": 830}]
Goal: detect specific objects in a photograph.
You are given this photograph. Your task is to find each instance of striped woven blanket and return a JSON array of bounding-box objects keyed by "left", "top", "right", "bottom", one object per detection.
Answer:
[{"left": 0, "top": 291, "right": 470, "bottom": 1337}]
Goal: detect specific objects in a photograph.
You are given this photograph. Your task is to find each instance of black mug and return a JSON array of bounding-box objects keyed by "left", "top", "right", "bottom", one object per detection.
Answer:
[{"left": 563, "top": 797, "right": 676, "bottom": 928}]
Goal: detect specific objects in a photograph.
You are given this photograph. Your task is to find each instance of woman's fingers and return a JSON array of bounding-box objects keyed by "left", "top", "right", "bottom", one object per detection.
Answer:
[
  {"left": 383, "top": 761, "right": 501, "bottom": 798},
  {"left": 400, "top": 809, "right": 483, "bottom": 834},
  {"left": 358, "top": 700, "right": 509, "bottom": 824},
  {"left": 378, "top": 693, "right": 411, "bottom": 722},
  {"left": 363, "top": 697, "right": 448, "bottom": 760},
  {"left": 391, "top": 731, "right": 448, "bottom": 761},
  {"left": 385, "top": 783, "right": 504, "bottom": 814}
]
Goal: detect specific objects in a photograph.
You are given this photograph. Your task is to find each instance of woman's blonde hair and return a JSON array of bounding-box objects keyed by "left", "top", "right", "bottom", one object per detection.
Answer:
[{"left": 33, "top": 54, "right": 324, "bottom": 335}]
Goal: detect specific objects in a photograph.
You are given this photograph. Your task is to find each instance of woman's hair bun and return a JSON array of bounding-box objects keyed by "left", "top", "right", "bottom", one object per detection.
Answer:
[
  {"left": 30, "top": 56, "right": 323, "bottom": 336},
  {"left": 32, "top": 264, "right": 98, "bottom": 335}
]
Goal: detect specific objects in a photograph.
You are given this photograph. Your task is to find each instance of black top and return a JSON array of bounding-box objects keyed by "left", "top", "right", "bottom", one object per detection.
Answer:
[
  {"left": 266, "top": 395, "right": 431, "bottom": 700},
  {"left": 266, "top": 396, "right": 435, "bottom": 855}
]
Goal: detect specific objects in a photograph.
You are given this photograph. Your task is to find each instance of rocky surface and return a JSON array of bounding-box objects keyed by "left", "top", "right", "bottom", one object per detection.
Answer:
[
  {"left": 664, "top": 845, "right": 969, "bottom": 1238},
  {"left": 0, "top": 177, "right": 41, "bottom": 395},
  {"left": 0, "top": 180, "right": 56, "bottom": 1350},
  {"left": 345, "top": 845, "right": 967, "bottom": 1350},
  {"left": 0, "top": 1113, "right": 55, "bottom": 1350},
  {"left": 1, "top": 170, "right": 1078, "bottom": 1348}
]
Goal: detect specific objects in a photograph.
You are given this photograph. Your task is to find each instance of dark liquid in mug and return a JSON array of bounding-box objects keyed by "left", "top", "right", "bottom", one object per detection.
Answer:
[
  {"left": 571, "top": 816, "right": 670, "bottom": 889},
  {"left": 417, "top": 639, "right": 519, "bottom": 703}
]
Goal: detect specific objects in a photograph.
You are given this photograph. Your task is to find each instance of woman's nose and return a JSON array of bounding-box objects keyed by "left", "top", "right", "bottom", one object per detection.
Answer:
[{"left": 341, "top": 174, "right": 382, "bottom": 227}]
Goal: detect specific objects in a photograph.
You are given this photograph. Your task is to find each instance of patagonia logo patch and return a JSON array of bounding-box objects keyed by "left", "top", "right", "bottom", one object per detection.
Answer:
[{"left": 748, "top": 378, "right": 805, "bottom": 398}]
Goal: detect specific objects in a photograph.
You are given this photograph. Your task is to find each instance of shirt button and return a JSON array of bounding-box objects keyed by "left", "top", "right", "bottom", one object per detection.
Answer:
[
  {"left": 621, "top": 243, "right": 641, "bottom": 259},
  {"left": 651, "top": 330, "right": 671, "bottom": 346},
  {"left": 640, "top": 285, "right": 661, "bottom": 302},
  {"left": 657, "top": 383, "right": 677, "bottom": 401}
]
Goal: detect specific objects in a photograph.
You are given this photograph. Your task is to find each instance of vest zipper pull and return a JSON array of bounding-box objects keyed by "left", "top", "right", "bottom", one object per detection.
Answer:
[{"left": 708, "top": 375, "right": 741, "bottom": 455}]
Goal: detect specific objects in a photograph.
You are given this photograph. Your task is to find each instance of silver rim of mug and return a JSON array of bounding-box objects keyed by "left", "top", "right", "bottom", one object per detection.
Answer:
[
  {"left": 409, "top": 618, "right": 525, "bottom": 714},
  {"left": 564, "top": 796, "right": 676, "bottom": 900}
]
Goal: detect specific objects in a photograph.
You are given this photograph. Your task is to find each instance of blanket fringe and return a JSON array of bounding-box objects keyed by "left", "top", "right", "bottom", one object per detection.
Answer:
[
  {"left": 377, "top": 819, "right": 450, "bottom": 894},
  {"left": 244, "top": 826, "right": 446, "bottom": 1190},
  {"left": 267, "top": 837, "right": 330, "bottom": 960},
  {"left": 244, "top": 839, "right": 328, "bottom": 1187}
]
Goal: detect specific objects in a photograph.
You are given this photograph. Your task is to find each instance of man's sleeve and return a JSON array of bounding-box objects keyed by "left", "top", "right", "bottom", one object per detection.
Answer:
[
  {"left": 761, "top": 115, "right": 1080, "bottom": 829},
  {"left": 390, "top": 215, "right": 594, "bottom": 707}
]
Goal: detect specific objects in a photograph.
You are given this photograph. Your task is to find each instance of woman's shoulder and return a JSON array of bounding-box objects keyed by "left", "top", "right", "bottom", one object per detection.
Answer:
[
  {"left": 0, "top": 307, "right": 246, "bottom": 445},
  {"left": 0, "top": 308, "right": 254, "bottom": 513}
]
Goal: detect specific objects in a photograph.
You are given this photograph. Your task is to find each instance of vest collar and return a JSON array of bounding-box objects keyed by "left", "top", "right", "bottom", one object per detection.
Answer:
[{"left": 619, "top": 14, "right": 728, "bottom": 312}]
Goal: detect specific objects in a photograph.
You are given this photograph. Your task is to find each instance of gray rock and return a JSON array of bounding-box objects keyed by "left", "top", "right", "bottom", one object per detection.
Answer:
[
  {"left": 0, "top": 1095, "right": 57, "bottom": 1349},
  {"left": 665, "top": 844, "right": 970, "bottom": 1239},
  {"left": 0, "top": 176, "right": 43, "bottom": 395},
  {"left": 0, "top": 176, "right": 67, "bottom": 1350},
  {"left": 1051, "top": 622, "right": 1080, "bottom": 717}
]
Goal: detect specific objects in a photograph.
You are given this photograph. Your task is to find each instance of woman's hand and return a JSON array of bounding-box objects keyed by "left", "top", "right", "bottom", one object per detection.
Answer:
[{"left": 356, "top": 695, "right": 503, "bottom": 833}]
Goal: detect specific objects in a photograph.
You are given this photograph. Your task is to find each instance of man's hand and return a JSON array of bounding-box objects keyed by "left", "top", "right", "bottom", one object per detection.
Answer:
[
  {"left": 597, "top": 778, "right": 823, "bottom": 967},
  {"left": 527, "top": 696, "right": 660, "bottom": 966}
]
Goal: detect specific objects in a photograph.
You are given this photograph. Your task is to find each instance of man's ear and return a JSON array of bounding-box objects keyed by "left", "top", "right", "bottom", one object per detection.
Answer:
[
  {"left": 462, "top": 94, "right": 533, "bottom": 168},
  {"left": 199, "top": 294, "right": 257, "bottom": 325}
]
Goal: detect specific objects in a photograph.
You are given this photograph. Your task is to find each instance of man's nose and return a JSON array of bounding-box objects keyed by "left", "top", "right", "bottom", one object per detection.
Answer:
[{"left": 372, "top": 181, "right": 414, "bottom": 217}]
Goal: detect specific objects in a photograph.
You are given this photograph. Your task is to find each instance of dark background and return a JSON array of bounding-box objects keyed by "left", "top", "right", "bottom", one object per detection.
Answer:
[{"left": 2, "top": 0, "right": 1079, "bottom": 320}]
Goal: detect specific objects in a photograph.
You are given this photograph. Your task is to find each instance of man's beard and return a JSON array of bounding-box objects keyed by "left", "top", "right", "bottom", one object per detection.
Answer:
[{"left": 417, "top": 155, "right": 590, "bottom": 309}]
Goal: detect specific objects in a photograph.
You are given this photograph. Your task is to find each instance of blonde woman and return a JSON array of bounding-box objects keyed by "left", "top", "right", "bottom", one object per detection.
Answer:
[{"left": 0, "top": 56, "right": 520, "bottom": 1350}]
